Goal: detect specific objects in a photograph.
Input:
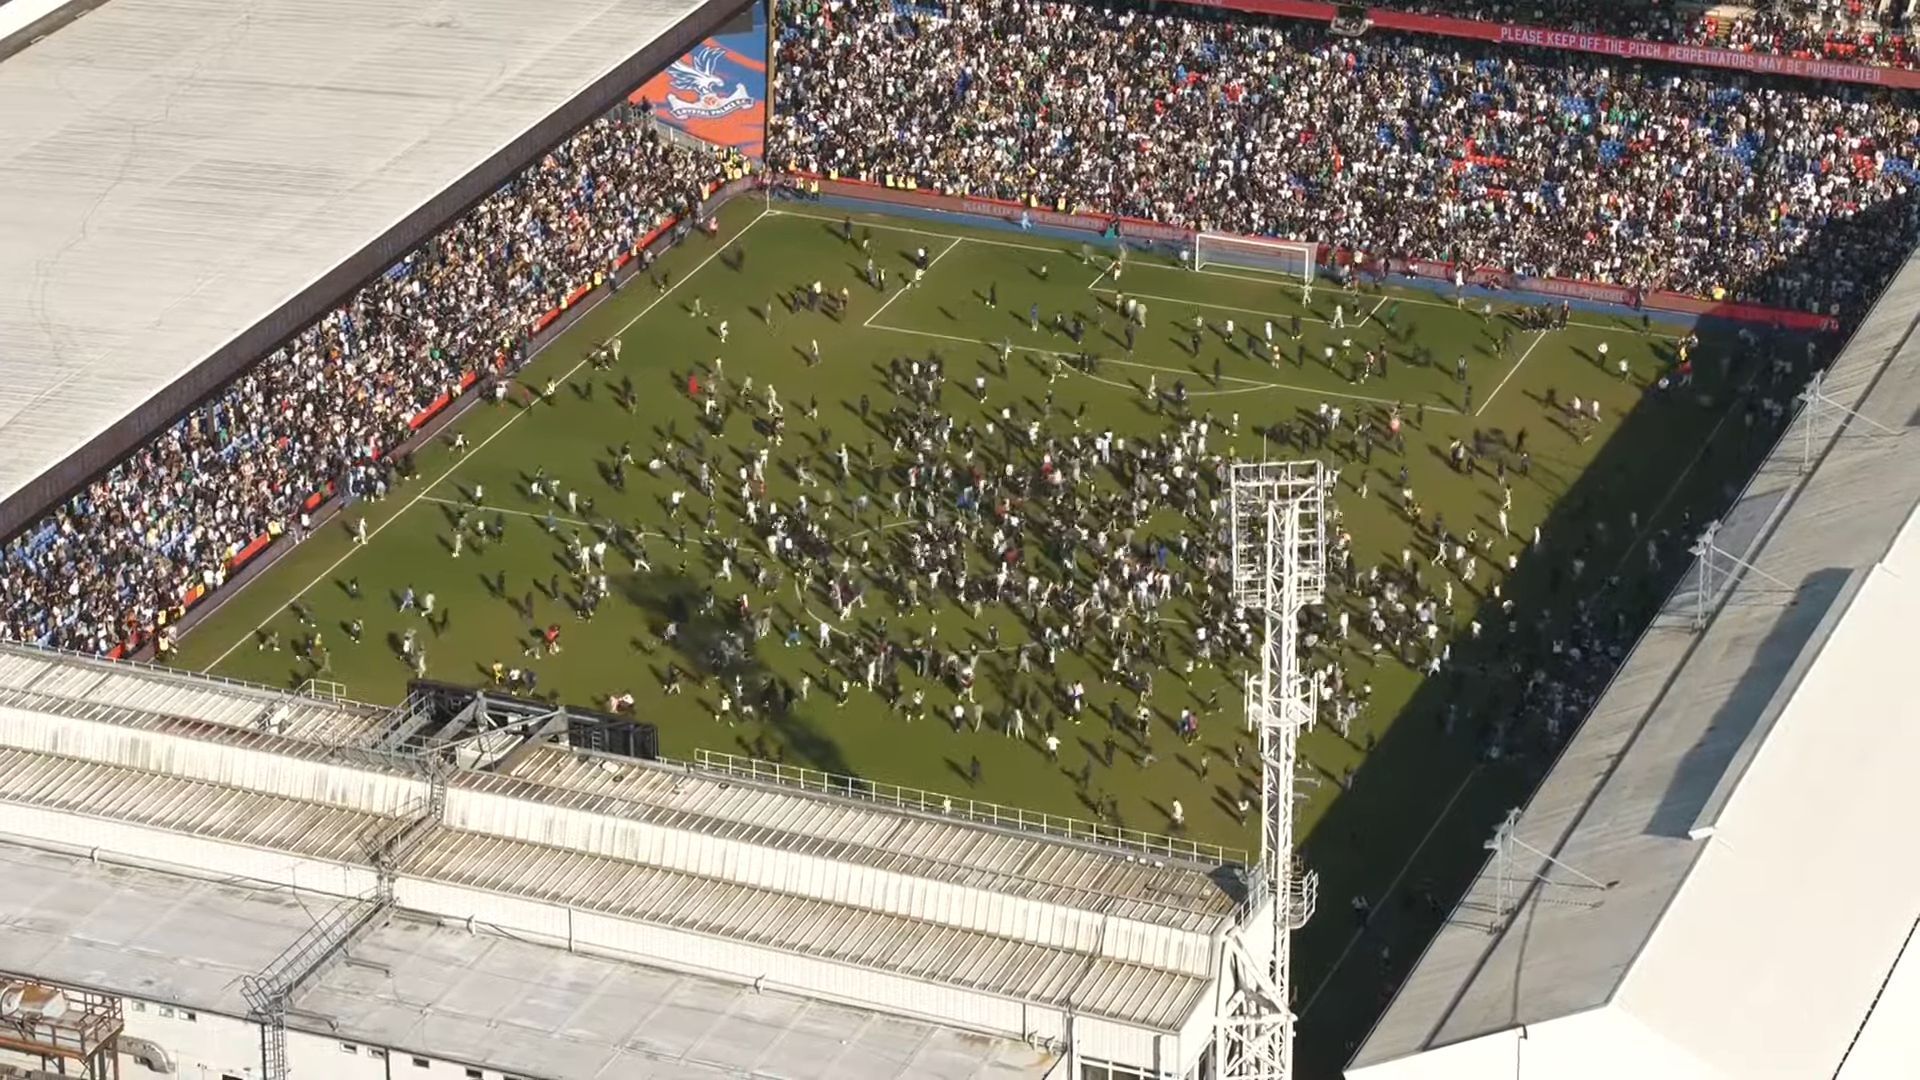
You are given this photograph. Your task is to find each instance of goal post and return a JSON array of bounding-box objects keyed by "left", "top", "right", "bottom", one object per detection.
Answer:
[{"left": 1194, "top": 232, "right": 1318, "bottom": 284}]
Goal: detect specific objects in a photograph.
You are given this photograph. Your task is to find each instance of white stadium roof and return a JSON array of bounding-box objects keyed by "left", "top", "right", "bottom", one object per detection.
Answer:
[
  {"left": 0, "top": 843, "right": 1046, "bottom": 1080},
  {"left": 0, "top": 642, "right": 1241, "bottom": 1078},
  {"left": 0, "top": 0, "right": 732, "bottom": 530},
  {"left": 1348, "top": 249, "right": 1920, "bottom": 1080}
]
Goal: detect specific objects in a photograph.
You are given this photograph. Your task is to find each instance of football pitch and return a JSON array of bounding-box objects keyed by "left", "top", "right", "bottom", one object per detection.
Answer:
[{"left": 167, "top": 198, "right": 1791, "bottom": 1072}]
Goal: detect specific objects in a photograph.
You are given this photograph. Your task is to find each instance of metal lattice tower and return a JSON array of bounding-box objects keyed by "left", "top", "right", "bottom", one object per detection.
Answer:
[{"left": 1215, "top": 460, "right": 1326, "bottom": 1080}]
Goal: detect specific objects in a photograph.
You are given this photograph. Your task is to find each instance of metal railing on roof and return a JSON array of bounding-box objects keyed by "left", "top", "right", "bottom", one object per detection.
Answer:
[
  {"left": 691, "top": 749, "right": 1247, "bottom": 867},
  {"left": 0, "top": 640, "right": 381, "bottom": 710}
]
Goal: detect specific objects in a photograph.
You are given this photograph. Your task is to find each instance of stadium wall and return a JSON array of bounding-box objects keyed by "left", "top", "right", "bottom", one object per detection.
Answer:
[{"left": 0, "top": 0, "right": 751, "bottom": 548}]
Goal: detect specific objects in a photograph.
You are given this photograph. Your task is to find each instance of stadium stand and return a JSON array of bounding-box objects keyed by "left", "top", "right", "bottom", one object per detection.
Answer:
[
  {"left": 0, "top": 0, "right": 752, "bottom": 655},
  {"left": 0, "top": 646, "right": 1232, "bottom": 1078},
  {"left": 771, "top": 0, "right": 1920, "bottom": 320},
  {"left": 1, "top": 0, "right": 1914, "bottom": 661},
  {"left": 1375, "top": 0, "right": 1919, "bottom": 69}
]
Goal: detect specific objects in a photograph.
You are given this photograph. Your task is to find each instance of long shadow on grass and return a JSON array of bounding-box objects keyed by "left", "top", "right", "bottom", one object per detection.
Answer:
[
  {"left": 620, "top": 568, "right": 854, "bottom": 776},
  {"left": 1289, "top": 320, "right": 1835, "bottom": 1077}
]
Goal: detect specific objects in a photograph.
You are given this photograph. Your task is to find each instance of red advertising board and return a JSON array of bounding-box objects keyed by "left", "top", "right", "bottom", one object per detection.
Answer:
[{"left": 1177, "top": 0, "right": 1920, "bottom": 88}]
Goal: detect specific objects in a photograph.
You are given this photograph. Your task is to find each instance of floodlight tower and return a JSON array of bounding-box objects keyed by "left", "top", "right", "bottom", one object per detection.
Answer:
[{"left": 1214, "top": 460, "right": 1327, "bottom": 1080}]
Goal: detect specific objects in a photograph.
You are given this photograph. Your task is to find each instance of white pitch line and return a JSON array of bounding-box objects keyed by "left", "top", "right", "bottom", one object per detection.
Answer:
[
  {"left": 802, "top": 214, "right": 1684, "bottom": 341},
  {"left": 1090, "top": 286, "right": 1339, "bottom": 330},
  {"left": 1475, "top": 330, "right": 1548, "bottom": 417},
  {"left": 197, "top": 209, "right": 771, "bottom": 673},
  {"left": 1115, "top": 260, "right": 1683, "bottom": 338},
  {"left": 862, "top": 236, "right": 961, "bottom": 329},
  {"left": 1299, "top": 765, "right": 1481, "bottom": 1020},
  {"left": 418, "top": 495, "right": 651, "bottom": 534},
  {"left": 1127, "top": 259, "right": 1302, "bottom": 291},
  {"left": 1602, "top": 347, "right": 1778, "bottom": 582},
  {"left": 786, "top": 207, "right": 1689, "bottom": 339},
  {"left": 865, "top": 319, "right": 1458, "bottom": 413},
  {"left": 769, "top": 207, "right": 1060, "bottom": 255}
]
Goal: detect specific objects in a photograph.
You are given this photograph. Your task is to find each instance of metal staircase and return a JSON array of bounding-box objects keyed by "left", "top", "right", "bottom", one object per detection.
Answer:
[
  {"left": 245, "top": 784, "right": 445, "bottom": 1079},
  {"left": 242, "top": 892, "right": 386, "bottom": 1080}
]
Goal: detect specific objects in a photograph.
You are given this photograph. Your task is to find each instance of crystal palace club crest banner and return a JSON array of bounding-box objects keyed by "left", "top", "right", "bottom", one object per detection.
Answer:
[{"left": 633, "top": 1, "right": 768, "bottom": 157}]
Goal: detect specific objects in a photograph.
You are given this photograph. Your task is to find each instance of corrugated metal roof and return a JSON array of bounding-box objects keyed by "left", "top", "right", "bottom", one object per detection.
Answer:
[
  {"left": 0, "top": 842, "right": 1056, "bottom": 1080},
  {"left": 0, "top": 747, "right": 378, "bottom": 858},
  {"left": 497, "top": 749, "right": 1237, "bottom": 932},
  {"left": 0, "top": 641, "right": 390, "bottom": 743},
  {"left": 1353, "top": 249, "right": 1920, "bottom": 1075},
  {"left": 0, "top": 681, "right": 377, "bottom": 770},
  {"left": 0, "top": 0, "right": 713, "bottom": 504},
  {"left": 407, "top": 828, "right": 1213, "bottom": 1032},
  {"left": 0, "top": 647, "right": 1233, "bottom": 1036},
  {"left": 0, "top": 740, "right": 1212, "bottom": 1032},
  {"left": 0, "top": 649, "right": 1234, "bottom": 940},
  {"left": 0, "top": 645, "right": 1228, "bottom": 1037}
]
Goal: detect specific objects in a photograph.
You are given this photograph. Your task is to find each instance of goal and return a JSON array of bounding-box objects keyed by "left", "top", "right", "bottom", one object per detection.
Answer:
[{"left": 1194, "top": 232, "right": 1318, "bottom": 284}]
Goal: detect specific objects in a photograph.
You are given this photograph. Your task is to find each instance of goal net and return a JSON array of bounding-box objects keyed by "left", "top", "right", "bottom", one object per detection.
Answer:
[{"left": 1194, "top": 232, "right": 1318, "bottom": 284}]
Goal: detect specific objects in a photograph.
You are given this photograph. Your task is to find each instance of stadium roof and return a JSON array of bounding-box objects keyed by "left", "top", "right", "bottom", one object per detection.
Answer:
[
  {"left": 0, "top": 0, "right": 737, "bottom": 532},
  {"left": 0, "top": 842, "right": 1048, "bottom": 1080},
  {"left": 0, "top": 642, "right": 1236, "bottom": 1067},
  {"left": 1349, "top": 248, "right": 1920, "bottom": 1080}
]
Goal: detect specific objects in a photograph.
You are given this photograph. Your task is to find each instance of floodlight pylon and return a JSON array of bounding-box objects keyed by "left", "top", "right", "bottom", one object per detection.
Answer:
[{"left": 1214, "top": 460, "right": 1327, "bottom": 1080}]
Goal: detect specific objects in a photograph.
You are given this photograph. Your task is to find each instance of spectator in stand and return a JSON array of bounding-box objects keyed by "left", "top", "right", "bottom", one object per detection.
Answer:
[
  {"left": 0, "top": 111, "right": 739, "bottom": 655},
  {"left": 1384, "top": 0, "right": 1918, "bottom": 71},
  {"left": 773, "top": 0, "right": 1919, "bottom": 318}
]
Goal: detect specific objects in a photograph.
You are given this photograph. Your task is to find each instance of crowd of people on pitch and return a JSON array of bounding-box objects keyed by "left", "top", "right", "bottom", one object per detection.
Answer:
[
  {"left": 0, "top": 116, "right": 734, "bottom": 655},
  {"left": 1385, "top": 0, "right": 1918, "bottom": 70},
  {"left": 772, "top": 0, "right": 1920, "bottom": 319}
]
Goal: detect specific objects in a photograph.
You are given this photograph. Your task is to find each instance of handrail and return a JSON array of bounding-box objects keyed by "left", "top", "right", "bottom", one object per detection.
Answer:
[
  {"left": 691, "top": 749, "right": 1247, "bottom": 866},
  {"left": 0, "top": 639, "right": 381, "bottom": 710}
]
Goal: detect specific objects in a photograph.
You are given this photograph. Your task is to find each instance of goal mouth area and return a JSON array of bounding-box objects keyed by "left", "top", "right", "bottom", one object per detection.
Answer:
[{"left": 1194, "top": 233, "right": 1320, "bottom": 284}]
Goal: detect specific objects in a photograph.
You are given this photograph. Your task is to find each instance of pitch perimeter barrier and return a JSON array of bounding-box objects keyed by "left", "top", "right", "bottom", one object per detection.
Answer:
[
  {"left": 796, "top": 174, "right": 1840, "bottom": 333},
  {"left": 1175, "top": 0, "right": 1920, "bottom": 89}
]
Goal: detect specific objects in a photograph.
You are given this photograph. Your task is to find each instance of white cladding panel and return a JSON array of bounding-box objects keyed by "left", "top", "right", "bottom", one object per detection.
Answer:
[
  {"left": 444, "top": 786, "right": 1211, "bottom": 974},
  {"left": 0, "top": 704, "right": 422, "bottom": 813},
  {"left": 0, "top": 804, "right": 371, "bottom": 897},
  {"left": 0, "top": 749, "right": 383, "bottom": 864}
]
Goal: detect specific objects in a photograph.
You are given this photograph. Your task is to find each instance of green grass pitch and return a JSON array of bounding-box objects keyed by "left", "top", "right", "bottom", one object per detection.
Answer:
[{"left": 167, "top": 198, "right": 1787, "bottom": 1072}]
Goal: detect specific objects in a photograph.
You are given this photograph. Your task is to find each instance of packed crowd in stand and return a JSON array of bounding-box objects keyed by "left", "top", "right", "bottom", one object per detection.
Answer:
[
  {"left": 1385, "top": 0, "right": 1918, "bottom": 70},
  {"left": 1702, "top": 2, "right": 1917, "bottom": 67},
  {"left": 10, "top": 0, "right": 1920, "bottom": 662},
  {"left": 0, "top": 115, "right": 736, "bottom": 655},
  {"left": 773, "top": 0, "right": 1920, "bottom": 319}
]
